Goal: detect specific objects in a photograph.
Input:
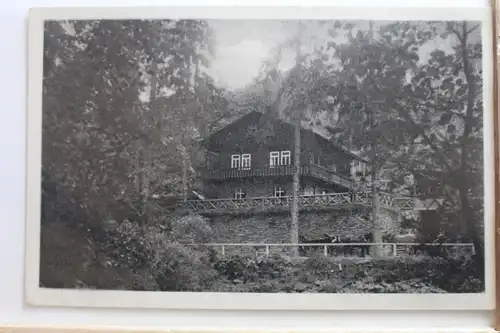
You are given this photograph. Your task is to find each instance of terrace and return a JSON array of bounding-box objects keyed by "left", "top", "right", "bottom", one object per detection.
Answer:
[{"left": 182, "top": 191, "right": 415, "bottom": 215}]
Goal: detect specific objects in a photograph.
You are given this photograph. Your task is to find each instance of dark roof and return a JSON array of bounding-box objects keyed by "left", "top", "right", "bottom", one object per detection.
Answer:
[{"left": 201, "top": 110, "right": 368, "bottom": 163}]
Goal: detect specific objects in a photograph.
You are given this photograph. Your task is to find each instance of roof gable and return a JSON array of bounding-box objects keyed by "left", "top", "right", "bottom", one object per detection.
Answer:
[{"left": 201, "top": 110, "right": 368, "bottom": 163}]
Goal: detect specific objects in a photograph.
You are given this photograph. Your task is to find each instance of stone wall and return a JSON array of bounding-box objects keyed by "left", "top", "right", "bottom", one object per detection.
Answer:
[
  {"left": 208, "top": 210, "right": 397, "bottom": 243},
  {"left": 208, "top": 206, "right": 404, "bottom": 244}
]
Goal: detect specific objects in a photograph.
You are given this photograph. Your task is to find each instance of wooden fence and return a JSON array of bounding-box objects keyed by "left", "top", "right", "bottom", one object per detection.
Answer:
[{"left": 189, "top": 242, "right": 476, "bottom": 258}]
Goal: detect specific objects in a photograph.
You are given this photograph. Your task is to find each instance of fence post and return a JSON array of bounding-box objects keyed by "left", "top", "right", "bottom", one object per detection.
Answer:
[
  {"left": 392, "top": 243, "right": 397, "bottom": 257},
  {"left": 221, "top": 245, "right": 225, "bottom": 257},
  {"left": 324, "top": 245, "right": 328, "bottom": 257},
  {"left": 265, "top": 245, "right": 270, "bottom": 257}
]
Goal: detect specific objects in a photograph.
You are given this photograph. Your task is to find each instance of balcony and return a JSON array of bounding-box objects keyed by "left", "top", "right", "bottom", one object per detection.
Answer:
[
  {"left": 199, "top": 164, "right": 354, "bottom": 189},
  {"left": 182, "top": 191, "right": 371, "bottom": 214},
  {"left": 181, "top": 191, "right": 415, "bottom": 215}
]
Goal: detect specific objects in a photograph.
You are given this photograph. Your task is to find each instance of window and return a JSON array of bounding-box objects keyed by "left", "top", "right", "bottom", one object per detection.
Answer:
[
  {"left": 270, "top": 151, "right": 280, "bottom": 167},
  {"left": 304, "top": 185, "right": 314, "bottom": 196},
  {"left": 280, "top": 150, "right": 291, "bottom": 165},
  {"left": 270, "top": 150, "right": 291, "bottom": 167},
  {"left": 274, "top": 185, "right": 286, "bottom": 197},
  {"left": 231, "top": 154, "right": 241, "bottom": 169},
  {"left": 241, "top": 154, "right": 251, "bottom": 169},
  {"left": 234, "top": 188, "right": 246, "bottom": 199},
  {"left": 231, "top": 154, "right": 251, "bottom": 169}
]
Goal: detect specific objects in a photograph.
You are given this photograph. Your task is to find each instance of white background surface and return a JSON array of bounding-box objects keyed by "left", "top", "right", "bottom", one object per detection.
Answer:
[{"left": 0, "top": 0, "right": 496, "bottom": 330}]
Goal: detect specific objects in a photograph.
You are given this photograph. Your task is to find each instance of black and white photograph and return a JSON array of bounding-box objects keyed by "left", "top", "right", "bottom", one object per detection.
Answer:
[{"left": 26, "top": 7, "right": 495, "bottom": 310}]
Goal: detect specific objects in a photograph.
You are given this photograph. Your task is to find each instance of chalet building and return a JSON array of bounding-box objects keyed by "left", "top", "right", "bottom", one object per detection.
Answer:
[
  {"left": 196, "top": 110, "right": 369, "bottom": 203},
  {"left": 181, "top": 110, "right": 435, "bottom": 245}
]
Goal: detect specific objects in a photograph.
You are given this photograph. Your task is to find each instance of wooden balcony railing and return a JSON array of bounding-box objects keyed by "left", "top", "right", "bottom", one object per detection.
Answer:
[
  {"left": 199, "top": 164, "right": 353, "bottom": 189},
  {"left": 379, "top": 192, "right": 414, "bottom": 211},
  {"left": 183, "top": 191, "right": 371, "bottom": 214},
  {"left": 182, "top": 191, "right": 417, "bottom": 214}
]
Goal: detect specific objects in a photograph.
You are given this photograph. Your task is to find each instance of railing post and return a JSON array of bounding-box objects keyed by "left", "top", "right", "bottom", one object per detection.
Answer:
[
  {"left": 324, "top": 245, "right": 328, "bottom": 257},
  {"left": 265, "top": 245, "right": 270, "bottom": 257},
  {"left": 392, "top": 243, "right": 397, "bottom": 257},
  {"left": 221, "top": 245, "right": 225, "bottom": 257}
]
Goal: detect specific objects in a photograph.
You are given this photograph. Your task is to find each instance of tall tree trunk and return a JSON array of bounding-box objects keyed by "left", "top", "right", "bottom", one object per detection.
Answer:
[
  {"left": 370, "top": 161, "right": 382, "bottom": 256},
  {"left": 290, "top": 21, "right": 303, "bottom": 257},
  {"left": 365, "top": 20, "right": 383, "bottom": 256},
  {"left": 456, "top": 21, "right": 484, "bottom": 277},
  {"left": 141, "top": 60, "right": 159, "bottom": 223},
  {"left": 459, "top": 185, "right": 484, "bottom": 280},
  {"left": 180, "top": 55, "right": 195, "bottom": 202},
  {"left": 369, "top": 103, "right": 382, "bottom": 256},
  {"left": 181, "top": 144, "right": 188, "bottom": 201},
  {"left": 291, "top": 118, "right": 301, "bottom": 257}
]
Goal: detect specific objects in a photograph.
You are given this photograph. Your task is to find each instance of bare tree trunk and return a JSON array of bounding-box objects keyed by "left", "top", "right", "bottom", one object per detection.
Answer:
[
  {"left": 177, "top": 54, "right": 195, "bottom": 202},
  {"left": 456, "top": 21, "right": 483, "bottom": 278},
  {"left": 370, "top": 164, "right": 382, "bottom": 257},
  {"left": 140, "top": 60, "right": 159, "bottom": 223},
  {"left": 369, "top": 102, "right": 382, "bottom": 256},
  {"left": 290, "top": 118, "right": 301, "bottom": 257},
  {"left": 289, "top": 21, "right": 304, "bottom": 258},
  {"left": 181, "top": 144, "right": 188, "bottom": 201}
]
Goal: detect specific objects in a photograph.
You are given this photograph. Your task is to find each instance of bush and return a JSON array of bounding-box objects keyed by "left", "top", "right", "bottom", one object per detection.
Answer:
[
  {"left": 340, "top": 277, "right": 446, "bottom": 293},
  {"left": 152, "top": 242, "right": 218, "bottom": 291},
  {"left": 41, "top": 212, "right": 482, "bottom": 294},
  {"left": 301, "top": 255, "right": 339, "bottom": 276},
  {"left": 102, "top": 214, "right": 218, "bottom": 291},
  {"left": 39, "top": 222, "right": 159, "bottom": 290},
  {"left": 210, "top": 254, "right": 483, "bottom": 293},
  {"left": 215, "top": 253, "right": 292, "bottom": 283}
]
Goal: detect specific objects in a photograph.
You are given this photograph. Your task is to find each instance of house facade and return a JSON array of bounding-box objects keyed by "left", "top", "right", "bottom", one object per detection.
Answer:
[
  {"left": 197, "top": 110, "right": 369, "bottom": 203},
  {"left": 180, "top": 111, "right": 430, "bottom": 245}
]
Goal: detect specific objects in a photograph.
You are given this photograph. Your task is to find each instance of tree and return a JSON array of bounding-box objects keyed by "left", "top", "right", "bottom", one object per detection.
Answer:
[
  {"left": 252, "top": 21, "right": 324, "bottom": 256},
  {"left": 42, "top": 18, "right": 226, "bottom": 232},
  {"left": 396, "top": 21, "right": 484, "bottom": 270},
  {"left": 300, "top": 21, "right": 435, "bottom": 254},
  {"left": 319, "top": 20, "right": 483, "bottom": 265}
]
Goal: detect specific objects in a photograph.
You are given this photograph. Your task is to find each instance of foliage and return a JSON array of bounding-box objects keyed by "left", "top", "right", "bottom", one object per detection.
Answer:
[
  {"left": 41, "top": 212, "right": 217, "bottom": 291},
  {"left": 103, "top": 214, "right": 217, "bottom": 291},
  {"left": 214, "top": 253, "right": 293, "bottom": 283},
  {"left": 42, "top": 19, "right": 227, "bottom": 228},
  {"left": 211, "top": 254, "right": 482, "bottom": 293},
  {"left": 252, "top": 20, "right": 484, "bottom": 263},
  {"left": 40, "top": 19, "right": 485, "bottom": 294}
]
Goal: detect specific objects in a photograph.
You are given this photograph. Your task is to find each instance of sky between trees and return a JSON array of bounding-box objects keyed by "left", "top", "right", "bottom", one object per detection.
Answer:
[{"left": 207, "top": 19, "right": 481, "bottom": 89}]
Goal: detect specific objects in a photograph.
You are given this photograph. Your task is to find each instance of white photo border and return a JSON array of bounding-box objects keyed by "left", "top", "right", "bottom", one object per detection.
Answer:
[{"left": 25, "top": 5, "right": 496, "bottom": 311}]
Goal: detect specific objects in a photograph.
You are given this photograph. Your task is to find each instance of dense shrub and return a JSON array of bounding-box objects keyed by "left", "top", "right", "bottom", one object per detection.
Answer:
[
  {"left": 209, "top": 253, "right": 482, "bottom": 293},
  {"left": 152, "top": 242, "right": 218, "bottom": 291},
  {"left": 341, "top": 278, "right": 446, "bottom": 293},
  {"left": 39, "top": 222, "right": 158, "bottom": 290},
  {"left": 214, "top": 253, "right": 292, "bottom": 283},
  {"left": 40, "top": 213, "right": 483, "bottom": 293},
  {"left": 104, "top": 215, "right": 218, "bottom": 291}
]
